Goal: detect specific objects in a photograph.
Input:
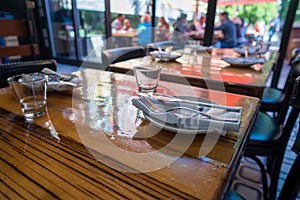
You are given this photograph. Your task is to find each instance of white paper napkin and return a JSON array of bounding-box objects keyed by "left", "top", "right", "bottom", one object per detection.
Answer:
[{"left": 41, "top": 68, "right": 81, "bottom": 92}]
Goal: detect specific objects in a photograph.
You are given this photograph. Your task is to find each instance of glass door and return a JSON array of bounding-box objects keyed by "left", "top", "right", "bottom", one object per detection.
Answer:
[
  {"left": 49, "top": 0, "right": 76, "bottom": 60},
  {"left": 77, "top": 0, "right": 106, "bottom": 62},
  {"left": 47, "top": 0, "right": 106, "bottom": 64}
]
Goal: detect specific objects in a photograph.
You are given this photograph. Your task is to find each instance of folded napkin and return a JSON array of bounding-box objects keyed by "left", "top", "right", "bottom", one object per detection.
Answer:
[
  {"left": 132, "top": 95, "right": 242, "bottom": 135},
  {"left": 41, "top": 68, "right": 81, "bottom": 91}
]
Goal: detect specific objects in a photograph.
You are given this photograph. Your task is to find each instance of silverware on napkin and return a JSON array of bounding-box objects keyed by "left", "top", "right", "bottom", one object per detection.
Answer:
[
  {"left": 140, "top": 95, "right": 239, "bottom": 122},
  {"left": 141, "top": 93, "right": 243, "bottom": 112},
  {"left": 132, "top": 95, "right": 243, "bottom": 133},
  {"left": 41, "top": 68, "right": 81, "bottom": 91}
]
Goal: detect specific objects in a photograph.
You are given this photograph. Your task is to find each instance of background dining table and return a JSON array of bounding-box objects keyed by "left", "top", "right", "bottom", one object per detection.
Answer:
[
  {"left": 109, "top": 48, "right": 277, "bottom": 98},
  {"left": 0, "top": 69, "right": 260, "bottom": 199},
  {"left": 112, "top": 30, "right": 138, "bottom": 47}
]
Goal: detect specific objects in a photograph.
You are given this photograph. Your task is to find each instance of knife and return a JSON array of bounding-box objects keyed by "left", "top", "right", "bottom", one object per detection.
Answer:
[{"left": 145, "top": 93, "right": 243, "bottom": 112}]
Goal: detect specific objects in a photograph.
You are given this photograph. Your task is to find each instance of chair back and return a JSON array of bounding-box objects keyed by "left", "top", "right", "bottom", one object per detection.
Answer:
[
  {"left": 289, "top": 48, "right": 300, "bottom": 65},
  {"left": 0, "top": 60, "right": 57, "bottom": 88},
  {"left": 278, "top": 76, "right": 300, "bottom": 200},
  {"left": 147, "top": 40, "right": 176, "bottom": 52},
  {"left": 102, "top": 46, "right": 146, "bottom": 70},
  {"left": 277, "top": 61, "right": 300, "bottom": 124},
  {"left": 266, "top": 75, "right": 300, "bottom": 200}
]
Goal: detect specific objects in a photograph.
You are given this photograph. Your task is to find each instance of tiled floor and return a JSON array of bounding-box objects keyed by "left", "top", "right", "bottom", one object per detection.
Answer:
[{"left": 57, "top": 58, "right": 300, "bottom": 200}]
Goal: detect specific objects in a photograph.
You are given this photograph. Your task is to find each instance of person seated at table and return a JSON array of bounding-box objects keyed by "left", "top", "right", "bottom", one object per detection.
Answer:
[
  {"left": 171, "top": 13, "right": 191, "bottom": 49},
  {"left": 155, "top": 17, "right": 170, "bottom": 41},
  {"left": 193, "top": 6, "right": 206, "bottom": 36},
  {"left": 123, "top": 19, "right": 132, "bottom": 31},
  {"left": 268, "top": 14, "right": 281, "bottom": 42},
  {"left": 173, "top": 13, "right": 189, "bottom": 34},
  {"left": 231, "top": 16, "right": 248, "bottom": 46},
  {"left": 214, "top": 12, "right": 237, "bottom": 48},
  {"left": 111, "top": 14, "right": 125, "bottom": 33},
  {"left": 137, "top": 13, "right": 152, "bottom": 46},
  {"left": 254, "top": 20, "right": 266, "bottom": 41}
]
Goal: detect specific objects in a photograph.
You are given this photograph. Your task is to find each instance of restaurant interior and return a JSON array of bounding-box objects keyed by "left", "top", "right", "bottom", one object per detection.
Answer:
[{"left": 1, "top": 0, "right": 300, "bottom": 199}]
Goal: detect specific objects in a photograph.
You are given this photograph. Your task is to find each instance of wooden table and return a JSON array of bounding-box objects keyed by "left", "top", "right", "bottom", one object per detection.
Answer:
[
  {"left": 0, "top": 69, "right": 260, "bottom": 199},
  {"left": 189, "top": 30, "right": 224, "bottom": 41},
  {"left": 112, "top": 30, "right": 138, "bottom": 47},
  {"left": 109, "top": 48, "right": 277, "bottom": 98}
]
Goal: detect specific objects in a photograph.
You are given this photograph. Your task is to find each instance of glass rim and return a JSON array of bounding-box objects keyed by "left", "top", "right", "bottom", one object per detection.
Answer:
[
  {"left": 7, "top": 73, "right": 48, "bottom": 83},
  {"left": 133, "top": 65, "right": 162, "bottom": 71}
]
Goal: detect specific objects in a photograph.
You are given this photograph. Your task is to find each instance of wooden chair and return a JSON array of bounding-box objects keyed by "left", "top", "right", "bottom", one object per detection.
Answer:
[
  {"left": 0, "top": 60, "right": 57, "bottom": 88},
  {"left": 228, "top": 75, "right": 300, "bottom": 200},
  {"left": 289, "top": 47, "right": 300, "bottom": 65},
  {"left": 0, "top": 18, "right": 39, "bottom": 63},
  {"left": 278, "top": 120, "right": 300, "bottom": 200},
  {"left": 260, "top": 0, "right": 299, "bottom": 115},
  {"left": 260, "top": 57, "right": 300, "bottom": 116},
  {"left": 244, "top": 74, "right": 300, "bottom": 200}
]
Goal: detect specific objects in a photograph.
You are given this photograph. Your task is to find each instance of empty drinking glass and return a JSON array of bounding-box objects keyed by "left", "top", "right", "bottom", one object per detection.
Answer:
[
  {"left": 133, "top": 64, "right": 162, "bottom": 94},
  {"left": 7, "top": 73, "right": 48, "bottom": 120}
]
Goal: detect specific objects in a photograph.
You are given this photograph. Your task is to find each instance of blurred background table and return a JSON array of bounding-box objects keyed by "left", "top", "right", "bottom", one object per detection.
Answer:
[
  {"left": 110, "top": 48, "right": 277, "bottom": 98},
  {"left": 112, "top": 30, "right": 138, "bottom": 47}
]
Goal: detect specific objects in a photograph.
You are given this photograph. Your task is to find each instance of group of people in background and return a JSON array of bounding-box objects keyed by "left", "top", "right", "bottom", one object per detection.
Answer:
[
  {"left": 111, "top": 11, "right": 281, "bottom": 48},
  {"left": 111, "top": 14, "right": 133, "bottom": 33}
]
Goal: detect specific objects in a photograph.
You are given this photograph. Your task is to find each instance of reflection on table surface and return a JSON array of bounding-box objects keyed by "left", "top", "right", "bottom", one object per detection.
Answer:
[
  {"left": 0, "top": 69, "right": 260, "bottom": 199},
  {"left": 109, "top": 48, "right": 277, "bottom": 98}
]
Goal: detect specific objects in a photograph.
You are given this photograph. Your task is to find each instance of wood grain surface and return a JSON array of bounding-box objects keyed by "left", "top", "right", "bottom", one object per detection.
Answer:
[{"left": 0, "top": 69, "right": 260, "bottom": 199}]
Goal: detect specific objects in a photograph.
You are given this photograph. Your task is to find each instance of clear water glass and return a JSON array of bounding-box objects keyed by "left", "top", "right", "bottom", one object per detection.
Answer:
[
  {"left": 7, "top": 73, "right": 48, "bottom": 120},
  {"left": 133, "top": 65, "right": 162, "bottom": 94}
]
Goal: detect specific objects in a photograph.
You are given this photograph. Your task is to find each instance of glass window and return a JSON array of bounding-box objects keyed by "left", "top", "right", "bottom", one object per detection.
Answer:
[
  {"left": 154, "top": 0, "right": 207, "bottom": 44},
  {"left": 48, "top": 0, "right": 106, "bottom": 63},
  {"left": 77, "top": 0, "right": 106, "bottom": 62},
  {"left": 109, "top": 0, "right": 153, "bottom": 48},
  {"left": 49, "top": 0, "right": 76, "bottom": 59},
  {"left": 215, "top": 0, "right": 280, "bottom": 47}
]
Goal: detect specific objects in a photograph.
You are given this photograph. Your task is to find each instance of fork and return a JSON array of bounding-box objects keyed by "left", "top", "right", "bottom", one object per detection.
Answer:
[
  {"left": 133, "top": 97, "right": 178, "bottom": 124},
  {"left": 148, "top": 93, "right": 242, "bottom": 112},
  {"left": 140, "top": 96, "right": 239, "bottom": 122}
]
